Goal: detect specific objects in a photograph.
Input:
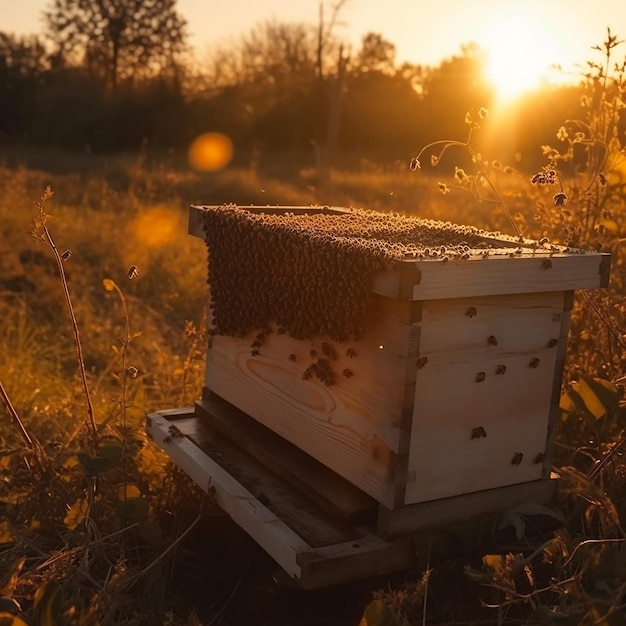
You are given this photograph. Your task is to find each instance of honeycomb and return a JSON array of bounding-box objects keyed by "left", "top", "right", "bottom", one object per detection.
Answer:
[{"left": 201, "top": 205, "right": 508, "bottom": 341}]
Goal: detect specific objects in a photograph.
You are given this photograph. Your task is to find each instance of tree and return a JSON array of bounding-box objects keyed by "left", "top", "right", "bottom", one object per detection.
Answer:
[
  {"left": 43, "top": 0, "right": 187, "bottom": 90},
  {"left": 356, "top": 32, "right": 396, "bottom": 74},
  {"left": 0, "top": 33, "right": 49, "bottom": 140}
]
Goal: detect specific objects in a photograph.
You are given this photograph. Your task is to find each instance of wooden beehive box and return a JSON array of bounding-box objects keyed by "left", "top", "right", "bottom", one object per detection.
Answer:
[{"left": 189, "top": 204, "right": 610, "bottom": 513}]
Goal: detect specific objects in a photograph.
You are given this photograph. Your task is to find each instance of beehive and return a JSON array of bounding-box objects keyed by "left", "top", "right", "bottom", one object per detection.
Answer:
[{"left": 189, "top": 204, "right": 610, "bottom": 511}]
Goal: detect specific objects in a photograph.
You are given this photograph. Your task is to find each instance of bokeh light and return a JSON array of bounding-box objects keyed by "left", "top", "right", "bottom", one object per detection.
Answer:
[
  {"left": 131, "top": 206, "right": 181, "bottom": 248},
  {"left": 187, "top": 132, "right": 233, "bottom": 172}
]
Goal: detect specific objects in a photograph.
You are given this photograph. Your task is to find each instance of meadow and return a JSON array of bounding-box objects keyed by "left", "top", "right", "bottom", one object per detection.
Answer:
[{"left": 0, "top": 115, "right": 625, "bottom": 626}]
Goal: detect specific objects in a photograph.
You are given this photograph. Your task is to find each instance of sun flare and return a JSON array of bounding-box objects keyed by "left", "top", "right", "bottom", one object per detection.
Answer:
[{"left": 479, "top": 11, "right": 566, "bottom": 101}]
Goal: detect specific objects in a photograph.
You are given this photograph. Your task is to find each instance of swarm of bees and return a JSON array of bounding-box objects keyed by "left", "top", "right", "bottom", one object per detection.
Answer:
[{"left": 201, "top": 206, "right": 502, "bottom": 342}]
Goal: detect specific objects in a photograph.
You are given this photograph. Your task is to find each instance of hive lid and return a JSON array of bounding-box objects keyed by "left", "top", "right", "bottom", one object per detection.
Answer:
[{"left": 189, "top": 204, "right": 610, "bottom": 302}]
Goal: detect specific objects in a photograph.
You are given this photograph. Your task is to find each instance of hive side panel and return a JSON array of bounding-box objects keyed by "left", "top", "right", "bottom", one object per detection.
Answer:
[
  {"left": 204, "top": 295, "right": 420, "bottom": 508},
  {"left": 405, "top": 291, "right": 566, "bottom": 505}
]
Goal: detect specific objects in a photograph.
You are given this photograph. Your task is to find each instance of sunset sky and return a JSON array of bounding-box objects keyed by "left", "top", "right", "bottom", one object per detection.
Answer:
[{"left": 0, "top": 0, "right": 621, "bottom": 98}]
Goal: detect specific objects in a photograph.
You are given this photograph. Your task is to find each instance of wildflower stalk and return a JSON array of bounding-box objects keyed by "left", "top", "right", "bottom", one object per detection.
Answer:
[
  {"left": 102, "top": 279, "right": 134, "bottom": 436},
  {"left": 33, "top": 187, "right": 98, "bottom": 444},
  {"left": 411, "top": 113, "right": 521, "bottom": 237}
]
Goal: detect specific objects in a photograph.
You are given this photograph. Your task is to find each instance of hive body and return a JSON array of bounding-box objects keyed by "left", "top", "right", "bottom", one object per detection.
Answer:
[{"left": 190, "top": 205, "right": 610, "bottom": 510}]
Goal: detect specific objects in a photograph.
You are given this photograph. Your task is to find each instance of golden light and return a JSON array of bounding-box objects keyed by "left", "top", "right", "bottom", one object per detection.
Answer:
[
  {"left": 131, "top": 206, "right": 181, "bottom": 248},
  {"left": 479, "top": 10, "right": 566, "bottom": 102},
  {"left": 188, "top": 132, "right": 233, "bottom": 172}
]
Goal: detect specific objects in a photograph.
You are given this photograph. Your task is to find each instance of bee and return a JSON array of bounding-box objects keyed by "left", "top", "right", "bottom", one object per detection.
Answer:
[
  {"left": 127, "top": 264, "right": 139, "bottom": 279},
  {"left": 475, "top": 371, "right": 486, "bottom": 383},
  {"left": 342, "top": 368, "right": 354, "bottom": 378},
  {"left": 61, "top": 249, "right": 72, "bottom": 260},
  {"left": 288, "top": 353, "right": 297, "bottom": 362},
  {"left": 164, "top": 424, "right": 184, "bottom": 444},
  {"left": 534, "top": 452, "right": 546, "bottom": 464},
  {"left": 345, "top": 348, "right": 357, "bottom": 358},
  {"left": 511, "top": 452, "right": 524, "bottom": 465},
  {"left": 547, "top": 338, "right": 559, "bottom": 348},
  {"left": 471, "top": 426, "right": 487, "bottom": 439},
  {"left": 309, "top": 349, "right": 318, "bottom": 359},
  {"left": 541, "top": 258, "right": 553, "bottom": 270},
  {"left": 487, "top": 335, "right": 498, "bottom": 346},
  {"left": 416, "top": 356, "right": 428, "bottom": 370},
  {"left": 529, "top": 357, "right": 540, "bottom": 369},
  {"left": 495, "top": 364, "right": 507, "bottom": 375},
  {"left": 251, "top": 349, "right": 260, "bottom": 357},
  {"left": 466, "top": 307, "right": 477, "bottom": 318},
  {"left": 321, "top": 342, "right": 337, "bottom": 360}
]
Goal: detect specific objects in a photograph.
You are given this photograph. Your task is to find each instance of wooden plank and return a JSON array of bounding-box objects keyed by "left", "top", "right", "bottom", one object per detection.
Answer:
[
  {"left": 204, "top": 295, "right": 419, "bottom": 508},
  {"left": 195, "top": 394, "right": 377, "bottom": 524},
  {"left": 409, "top": 253, "right": 609, "bottom": 300},
  {"left": 542, "top": 294, "right": 573, "bottom": 478},
  {"left": 146, "top": 411, "right": 312, "bottom": 578},
  {"left": 404, "top": 292, "right": 566, "bottom": 505},
  {"left": 377, "top": 478, "right": 559, "bottom": 537},
  {"left": 296, "top": 530, "right": 417, "bottom": 590},
  {"left": 147, "top": 409, "right": 420, "bottom": 588}
]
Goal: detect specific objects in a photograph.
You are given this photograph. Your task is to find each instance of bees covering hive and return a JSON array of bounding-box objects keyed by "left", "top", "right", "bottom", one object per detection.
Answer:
[
  {"left": 192, "top": 205, "right": 609, "bottom": 510},
  {"left": 201, "top": 205, "right": 520, "bottom": 342}
]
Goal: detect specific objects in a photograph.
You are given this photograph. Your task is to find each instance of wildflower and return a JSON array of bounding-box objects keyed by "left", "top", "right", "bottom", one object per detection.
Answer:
[
  {"left": 553, "top": 192, "right": 568, "bottom": 206},
  {"left": 454, "top": 167, "right": 467, "bottom": 183},
  {"left": 410, "top": 157, "right": 421, "bottom": 171},
  {"left": 478, "top": 107, "right": 489, "bottom": 119},
  {"left": 556, "top": 126, "right": 568, "bottom": 141},
  {"left": 430, "top": 154, "right": 438, "bottom": 166},
  {"left": 437, "top": 182, "right": 450, "bottom": 195},
  {"left": 102, "top": 278, "right": 116, "bottom": 292}
]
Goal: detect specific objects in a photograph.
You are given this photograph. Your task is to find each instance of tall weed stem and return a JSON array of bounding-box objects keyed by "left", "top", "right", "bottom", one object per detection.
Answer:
[{"left": 33, "top": 187, "right": 97, "bottom": 443}]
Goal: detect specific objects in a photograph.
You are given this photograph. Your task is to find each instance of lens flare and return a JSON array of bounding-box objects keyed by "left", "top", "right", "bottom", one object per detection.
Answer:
[
  {"left": 188, "top": 132, "right": 233, "bottom": 172},
  {"left": 131, "top": 206, "right": 181, "bottom": 248}
]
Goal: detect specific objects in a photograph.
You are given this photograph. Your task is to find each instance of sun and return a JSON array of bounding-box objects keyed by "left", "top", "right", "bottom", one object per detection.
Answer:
[{"left": 479, "top": 11, "right": 566, "bottom": 101}]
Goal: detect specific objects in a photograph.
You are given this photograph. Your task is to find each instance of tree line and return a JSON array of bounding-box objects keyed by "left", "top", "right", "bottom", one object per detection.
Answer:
[{"left": 0, "top": 0, "right": 589, "bottom": 170}]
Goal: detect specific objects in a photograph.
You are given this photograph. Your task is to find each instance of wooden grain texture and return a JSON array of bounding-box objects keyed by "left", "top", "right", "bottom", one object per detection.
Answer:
[
  {"left": 405, "top": 292, "right": 567, "bottom": 504},
  {"left": 204, "top": 294, "right": 419, "bottom": 508}
]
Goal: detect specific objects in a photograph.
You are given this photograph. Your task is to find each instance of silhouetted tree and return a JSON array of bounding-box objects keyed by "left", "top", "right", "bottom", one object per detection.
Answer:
[
  {"left": 43, "top": 0, "right": 187, "bottom": 90},
  {"left": 356, "top": 32, "right": 396, "bottom": 74},
  {"left": 0, "top": 33, "right": 49, "bottom": 140}
]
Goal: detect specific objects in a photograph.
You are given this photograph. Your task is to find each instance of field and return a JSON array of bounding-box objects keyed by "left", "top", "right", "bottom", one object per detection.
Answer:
[{"left": 0, "top": 145, "right": 626, "bottom": 625}]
